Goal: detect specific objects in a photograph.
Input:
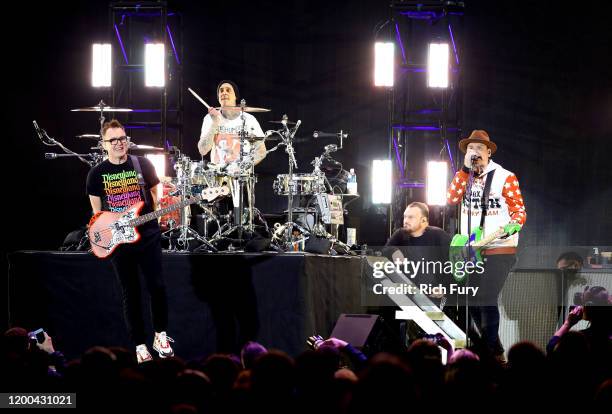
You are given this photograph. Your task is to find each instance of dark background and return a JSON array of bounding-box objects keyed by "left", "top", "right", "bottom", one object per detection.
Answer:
[{"left": 5, "top": 0, "right": 612, "bottom": 260}]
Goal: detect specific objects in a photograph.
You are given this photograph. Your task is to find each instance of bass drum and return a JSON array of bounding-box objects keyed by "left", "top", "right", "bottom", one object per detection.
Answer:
[
  {"left": 159, "top": 181, "right": 184, "bottom": 231},
  {"left": 273, "top": 174, "right": 326, "bottom": 196}
]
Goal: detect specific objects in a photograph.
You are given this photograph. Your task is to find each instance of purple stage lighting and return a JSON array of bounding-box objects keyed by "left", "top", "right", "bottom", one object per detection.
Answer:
[
  {"left": 392, "top": 134, "right": 405, "bottom": 178},
  {"left": 166, "top": 25, "right": 180, "bottom": 65},
  {"left": 445, "top": 139, "right": 456, "bottom": 173},
  {"left": 393, "top": 125, "right": 459, "bottom": 132},
  {"left": 395, "top": 23, "right": 407, "bottom": 65},
  {"left": 448, "top": 24, "right": 459, "bottom": 65},
  {"left": 114, "top": 24, "right": 129, "bottom": 65}
]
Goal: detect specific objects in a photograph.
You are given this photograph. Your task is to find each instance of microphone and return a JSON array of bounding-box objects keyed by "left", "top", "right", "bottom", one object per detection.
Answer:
[
  {"left": 313, "top": 130, "right": 348, "bottom": 139},
  {"left": 313, "top": 131, "right": 335, "bottom": 138},
  {"left": 469, "top": 154, "right": 482, "bottom": 170},
  {"left": 45, "top": 153, "right": 92, "bottom": 160}
]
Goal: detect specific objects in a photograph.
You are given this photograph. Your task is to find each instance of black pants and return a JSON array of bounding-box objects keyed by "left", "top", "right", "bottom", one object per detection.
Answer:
[
  {"left": 110, "top": 231, "right": 168, "bottom": 345},
  {"left": 468, "top": 253, "right": 516, "bottom": 354}
]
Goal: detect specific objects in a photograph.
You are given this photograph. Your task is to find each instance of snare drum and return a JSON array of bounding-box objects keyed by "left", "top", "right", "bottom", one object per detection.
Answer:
[{"left": 273, "top": 174, "right": 326, "bottom": 195}]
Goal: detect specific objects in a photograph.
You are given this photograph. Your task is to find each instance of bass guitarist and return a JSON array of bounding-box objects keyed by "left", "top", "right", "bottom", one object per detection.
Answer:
[
  {"left": 86, "top": 119, "right": 175, "bottom": 363},
  {"left": 447, "top": 129, "right": 526, "bottom": 359}
]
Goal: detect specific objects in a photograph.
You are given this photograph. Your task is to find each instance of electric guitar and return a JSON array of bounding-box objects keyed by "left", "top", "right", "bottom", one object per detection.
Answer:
[
  {"left": 88, "top": 186, "right": 229, "bottom": 258},
  {"left": 449, "top": 226, "right": 508, "bottom": 281}
]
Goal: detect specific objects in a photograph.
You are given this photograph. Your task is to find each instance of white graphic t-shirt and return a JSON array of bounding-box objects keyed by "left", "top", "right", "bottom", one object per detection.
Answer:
[{"left": 200, "top": 112, "right": 265, "bottom": 166}]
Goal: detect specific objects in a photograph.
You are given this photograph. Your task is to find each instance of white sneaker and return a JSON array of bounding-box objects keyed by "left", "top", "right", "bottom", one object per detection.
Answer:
[
  {"left": 152, "top": 332, "right": 175, "bottom": 358},
  {"left": 136, "top": 344, "right": 153, "bottom": 364}
]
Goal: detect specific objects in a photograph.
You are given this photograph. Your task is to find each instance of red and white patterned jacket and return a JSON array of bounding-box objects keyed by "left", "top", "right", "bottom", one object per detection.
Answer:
[{"left": 447, "top": 160, "right": 526, "bottom": 252}]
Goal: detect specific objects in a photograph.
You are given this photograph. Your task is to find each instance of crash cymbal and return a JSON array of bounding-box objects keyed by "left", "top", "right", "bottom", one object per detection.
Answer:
[
  {"left": 129, "top": 144, "right": 165, "bottom": 151},
  {"left": 269, "top": 120, "right": 297, "bottom": 126},
  {"left": 215, "top": 106, "right": 270, "bottom": 113},
  {"left": 71, "top": 105, "right": 132, "bottom": 112},
  {"left": 76, "top": 134, "right": 101, "bottom": 139}
]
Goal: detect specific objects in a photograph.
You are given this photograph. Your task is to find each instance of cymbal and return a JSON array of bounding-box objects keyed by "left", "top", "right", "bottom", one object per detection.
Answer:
[
  {"left": 130, "top": 144, "right": 165, "bottom": 151},
  {"left": 90, "top": 143, "right": 165, "bottom": 151},
  {"left": 71, "top": 106, "right": 132, "bottom": 112},
  {"left": 76, "top": 134, "right": 101, "bottom": 139},
  {"left": 245, "top": 135, "right": 281, "bottom": 142},
  {"left": 269, "top": 120, "right": 297, "bottom": 126},
  {"left": 216, "top": 106, "right": 270, "bottom": 113}
]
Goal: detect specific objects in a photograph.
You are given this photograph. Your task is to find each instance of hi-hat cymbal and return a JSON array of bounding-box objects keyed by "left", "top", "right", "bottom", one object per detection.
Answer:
[
  {"left": 76, "top": 134, "right": 101, "bottom": 139},
  {"left": 215, "top": 106, "right": 270, "bottom": 113},
  {"left": 269, "top": 120, "right": 297, "bottom": 126},
  {"left": 71, "top": 106, "right": 132, "bottom": 112},
  {"left": 245, "top": 135, "right": 281, "bottom": 142}
]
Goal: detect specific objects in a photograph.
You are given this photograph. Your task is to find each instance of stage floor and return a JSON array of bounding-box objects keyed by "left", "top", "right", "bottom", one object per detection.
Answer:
[{"left": 7, "top": 251, "right": 367, "bottom": 360}]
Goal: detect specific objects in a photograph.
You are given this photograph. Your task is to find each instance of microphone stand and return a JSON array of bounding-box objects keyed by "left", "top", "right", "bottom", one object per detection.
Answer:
[
  {"left": 34, "top": 121, "right": 99, "bottom": 167},
  {"left": 236, "top": 100, "right": 247, "bottom": 243},
  {"left": 463, "top": 155, "right": 480, "bottom": 348},
  {"left": 285, "top": 120, "right": 299, "bottom": 241},
  {"left": 45, "top": 153, "right": 100, "bottom": 163}
]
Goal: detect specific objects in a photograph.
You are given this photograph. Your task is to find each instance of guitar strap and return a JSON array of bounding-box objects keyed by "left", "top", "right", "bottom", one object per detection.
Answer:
[
  {"left": 479, "top": 169, "right": 495, "bottom": 230},
  {"left": 129, "top": 155, "right": 152, "bottom": 208}
]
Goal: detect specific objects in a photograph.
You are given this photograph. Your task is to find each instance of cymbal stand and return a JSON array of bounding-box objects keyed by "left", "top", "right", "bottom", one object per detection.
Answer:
[
  {"left": 308, "top": 145, "right": 354, "bottom": 254},
  {"left": 96, "top": 100, "right": 107, "bottom": 138},
  {"left": 311, "top": 144, "right": 339, "bottom": 194},
  {"left": 268, "top": 116, "right": 310, "bottom": 250},
  {"left": 164, "top": 153, "right": 217, "bottom": 252},
  {"left": 216, "top": 99, "right": 260, "bottom": 247}
]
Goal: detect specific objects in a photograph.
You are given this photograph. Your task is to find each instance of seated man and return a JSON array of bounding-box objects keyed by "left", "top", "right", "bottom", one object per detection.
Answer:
[{"left": 384, "top": 202, "right": 452, "bottom": 289}]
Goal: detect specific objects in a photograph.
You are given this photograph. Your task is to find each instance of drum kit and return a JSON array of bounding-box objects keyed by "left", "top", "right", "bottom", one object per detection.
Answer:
[{"left": 40, "top": 95, "right": 356, "bottom": 253}]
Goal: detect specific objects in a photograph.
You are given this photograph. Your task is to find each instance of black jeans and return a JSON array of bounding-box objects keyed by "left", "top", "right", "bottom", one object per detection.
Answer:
[
  {"left": 468, "top": 253, "right": 516, "bottom": 353},
  {"left": 110, "top": 231, "right": 168, "bottom": 345}
]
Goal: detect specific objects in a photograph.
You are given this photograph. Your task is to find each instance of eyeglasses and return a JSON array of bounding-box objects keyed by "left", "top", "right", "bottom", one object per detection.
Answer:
[{"left": 103, "top": 136, "right": 129, "bottom": 146}]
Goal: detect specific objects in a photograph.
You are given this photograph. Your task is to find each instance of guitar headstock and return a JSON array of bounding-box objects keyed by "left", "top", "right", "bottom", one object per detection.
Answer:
[{"left": 200, "top": 185, "right": 230, "bottom": 202}]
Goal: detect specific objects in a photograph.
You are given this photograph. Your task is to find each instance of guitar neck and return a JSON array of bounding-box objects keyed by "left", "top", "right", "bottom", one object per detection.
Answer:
[
  {"left": 129, "top": 196, "right": 200, "bottom": 227},
  {"left": 473, "top": 227, "right": 507, "bottom": 248}
]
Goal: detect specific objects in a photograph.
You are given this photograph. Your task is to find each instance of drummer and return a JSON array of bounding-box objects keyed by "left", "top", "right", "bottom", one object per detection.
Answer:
[{"left": 197, "top": 80, "right": 266, "bottom": 170}]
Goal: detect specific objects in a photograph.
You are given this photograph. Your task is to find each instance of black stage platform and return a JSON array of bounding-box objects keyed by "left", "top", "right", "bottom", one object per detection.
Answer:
[{"left": 7, "top": 251, "right": 366, "bottom": 360}]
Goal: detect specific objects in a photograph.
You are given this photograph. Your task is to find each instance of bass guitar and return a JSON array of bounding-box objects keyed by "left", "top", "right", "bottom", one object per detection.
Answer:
[
  {"left": 88, "top": 186, "right": 229, "bottom": 258},
  {"left": 449, "top": 226, "right": 508, "bottom": 281}
]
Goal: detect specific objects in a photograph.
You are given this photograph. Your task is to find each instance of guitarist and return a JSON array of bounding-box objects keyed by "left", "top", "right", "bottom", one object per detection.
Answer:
[
  {"left": 447, "top": 130, "right": 526, "bottom": 359},
  {"left": 86, "top": 119, "right": 175, "bottom": 363}
]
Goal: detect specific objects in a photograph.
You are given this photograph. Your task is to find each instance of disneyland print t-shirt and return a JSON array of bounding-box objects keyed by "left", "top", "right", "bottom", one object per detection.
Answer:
[{"left": 86, "top": 156, "right": 160, "bottom": 237}]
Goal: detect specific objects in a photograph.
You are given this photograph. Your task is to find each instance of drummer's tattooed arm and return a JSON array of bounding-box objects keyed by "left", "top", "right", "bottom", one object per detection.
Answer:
[
  {"left": 198, "top": 130, "right": 215, "bottom": 156},
  {"left": 253, "top": 141, "right": 267, "bottom": 165},
  {"left": 198, "top": 114, "right": 218, "bottom": 156},
  {"left": 198, "top": 135, "right": 213, "bottom": 155}
]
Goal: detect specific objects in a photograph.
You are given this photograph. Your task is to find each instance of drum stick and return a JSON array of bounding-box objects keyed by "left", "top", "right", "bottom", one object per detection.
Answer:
[{"left": 188, "top": 87, "right": 212, "bottom": 109}]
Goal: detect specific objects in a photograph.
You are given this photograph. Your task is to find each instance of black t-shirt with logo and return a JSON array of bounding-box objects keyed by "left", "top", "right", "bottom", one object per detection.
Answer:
[
  {"left": 86, "top": 156, "right": 160, "bottom": 237},
  {"left": 383, "top": 226, "right": 452, "bottom": 284}
]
